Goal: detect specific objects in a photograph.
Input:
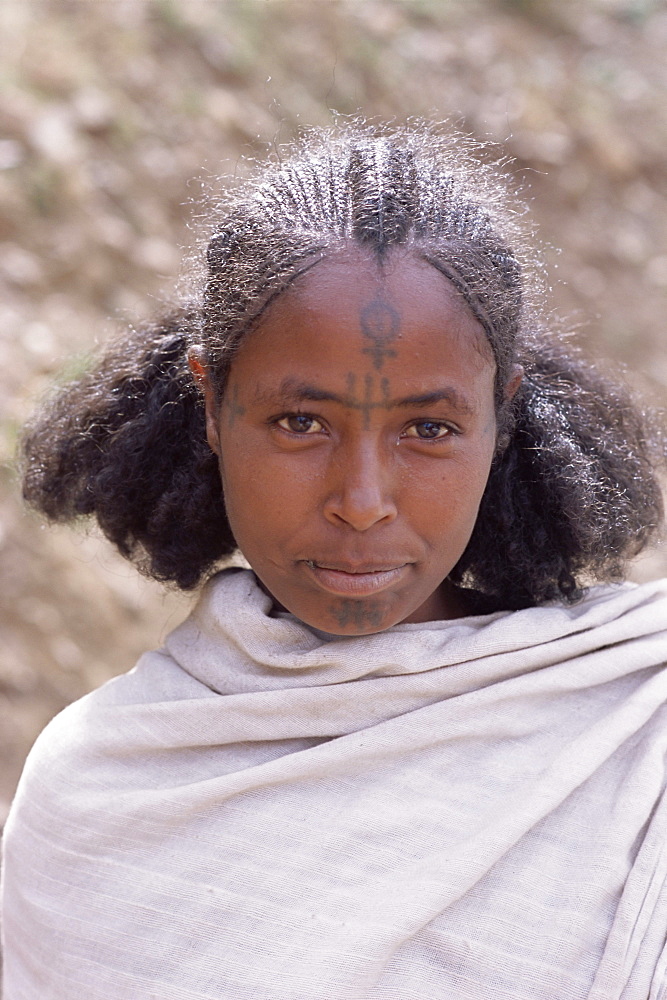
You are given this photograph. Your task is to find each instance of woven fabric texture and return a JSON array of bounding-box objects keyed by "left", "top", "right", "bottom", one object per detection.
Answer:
[{"left": 3, "top": 569, "right": 667, "bottom": 999}]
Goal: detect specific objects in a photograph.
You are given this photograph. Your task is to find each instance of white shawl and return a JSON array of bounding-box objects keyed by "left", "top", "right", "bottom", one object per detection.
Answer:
[{"left": 3, "top": 569, "right": 667, "bottom": 999}]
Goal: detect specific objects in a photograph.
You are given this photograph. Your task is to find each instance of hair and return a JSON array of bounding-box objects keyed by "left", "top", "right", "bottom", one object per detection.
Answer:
[{"left": 20, "top": 123, "right": 665, "bottom": 609}]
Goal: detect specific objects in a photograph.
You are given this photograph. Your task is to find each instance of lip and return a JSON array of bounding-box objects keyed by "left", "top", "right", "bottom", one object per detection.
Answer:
[{"left": 302, "top": 560, "right": 410, "bottom": 596}]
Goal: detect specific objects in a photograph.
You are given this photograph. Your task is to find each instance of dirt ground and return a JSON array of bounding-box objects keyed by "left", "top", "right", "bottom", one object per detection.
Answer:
[{"left": 1, "top": 0, "right": 667, "bottom": 822}]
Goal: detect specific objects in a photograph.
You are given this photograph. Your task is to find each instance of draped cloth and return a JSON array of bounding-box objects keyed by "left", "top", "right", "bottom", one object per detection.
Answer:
[{"left": 3, "top": 569, "right": 667, "bottom": 999}]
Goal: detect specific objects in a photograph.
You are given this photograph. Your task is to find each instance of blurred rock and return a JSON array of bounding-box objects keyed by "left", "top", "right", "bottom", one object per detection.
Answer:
[
  {"left": 0, "top": 244, "right": 43, "bottom": 286},
  {"left": 28, "top": 106, "right": 84, "bottom": 165},
  {"left": 0, "top": 139, "right": 24, "bottom": 171},
  {"left": 72, "top": 87, "right": 116, "bottom": 134}
]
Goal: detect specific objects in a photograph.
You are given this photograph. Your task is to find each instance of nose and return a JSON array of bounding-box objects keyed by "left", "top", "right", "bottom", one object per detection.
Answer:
[{"left": 323, "top": 438, "right": 398, "bottom": 531}]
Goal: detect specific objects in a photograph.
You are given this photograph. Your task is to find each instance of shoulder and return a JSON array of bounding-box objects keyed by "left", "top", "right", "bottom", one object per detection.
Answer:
[
  {"left": 4, "top": 650, "right": 174, "bottom": 820},
  {"left": 3, "top": 634, "right": 226, "bottom": 849},
  {"left": 4, "top": 568, "right": 269, "bottom": 824},
  {"left": 564, "top": 577, "right": 667, "bottom": 634},
  {"left": 520, "top": 577, "right": 667, "bottom": 635}
]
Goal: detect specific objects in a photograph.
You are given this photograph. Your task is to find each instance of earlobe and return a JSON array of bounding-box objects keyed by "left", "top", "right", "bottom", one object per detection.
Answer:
[
  {"left": 505, "top": 364, "right": 524, "bottom": 401},
  {"left": 187, "top": 346, "right": 209, "bottom": 389},
  {"left": 495, "top": 365, "right": 524, "bottom": 454},
  {"left": 187, "top": 346, "right": 222, "bottom": 457}
]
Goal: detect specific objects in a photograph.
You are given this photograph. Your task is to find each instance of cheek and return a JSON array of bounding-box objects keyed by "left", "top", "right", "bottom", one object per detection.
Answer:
[
  {"left": 216, "top": 437, "right": 252, "bottom": 518},
  {"left": 217, "top": 433, "right": 311, "bottom": 546},
  {"left": 413, "top": 446, "right": 494, "bottom": 539}
]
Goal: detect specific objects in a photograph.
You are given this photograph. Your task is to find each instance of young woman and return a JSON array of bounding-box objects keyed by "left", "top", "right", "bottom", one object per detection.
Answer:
[{"left": 2, "top": 126, "right": 666, "bottom": 1000}]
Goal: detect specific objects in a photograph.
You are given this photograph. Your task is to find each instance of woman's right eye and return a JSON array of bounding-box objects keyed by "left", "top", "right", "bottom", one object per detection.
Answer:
[{"left": 276, "top": 414, "right": 324, "bottom": 434}]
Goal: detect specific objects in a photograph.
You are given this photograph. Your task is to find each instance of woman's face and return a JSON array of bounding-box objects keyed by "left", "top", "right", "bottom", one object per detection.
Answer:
[{"left": 198, "top": 249, "right": 500, "bottom": 635}]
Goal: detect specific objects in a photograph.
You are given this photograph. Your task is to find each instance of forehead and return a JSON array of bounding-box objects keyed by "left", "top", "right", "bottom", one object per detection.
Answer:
[
  {"left": 232, "top": 248, "right": 495, "bottom": 392},
  {"left": 291, "top": 250, "right": 489, "bottom": 352}
]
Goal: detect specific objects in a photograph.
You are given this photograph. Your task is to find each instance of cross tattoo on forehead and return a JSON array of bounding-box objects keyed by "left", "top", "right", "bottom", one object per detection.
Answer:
[
  {"left": 360, "top": 298, "right": 400, "bottom": 371},
  {"left": 343, "top": 373, "right": 391, "bottom": 430}
]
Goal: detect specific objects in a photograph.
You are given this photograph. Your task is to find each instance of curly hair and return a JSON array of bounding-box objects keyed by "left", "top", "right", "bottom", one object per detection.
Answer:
[{"left": 21, "top": 124, "right": 665, "bottom": 607}]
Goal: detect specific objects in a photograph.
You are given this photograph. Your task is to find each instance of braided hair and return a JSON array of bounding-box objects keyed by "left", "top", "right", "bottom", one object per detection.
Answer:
[{"left": 21, "top": 125, "right": 664, "bottom": 607}]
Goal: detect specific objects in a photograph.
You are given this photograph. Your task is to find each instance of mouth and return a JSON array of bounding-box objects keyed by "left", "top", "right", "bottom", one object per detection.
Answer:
[{"left": 302, "top": 559, "right": 410, "bottom": 596}]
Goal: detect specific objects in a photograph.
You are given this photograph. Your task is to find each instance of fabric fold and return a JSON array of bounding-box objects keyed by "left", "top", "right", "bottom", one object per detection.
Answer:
[{"left": 3, "top": 570, "right": 667, "bottom": 999}]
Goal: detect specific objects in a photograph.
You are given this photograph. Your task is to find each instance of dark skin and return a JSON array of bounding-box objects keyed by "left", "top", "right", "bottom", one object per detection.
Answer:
[
  {"left": 359, "top": 297, "right": 400, "bottom": 370},
  {"left": 190, "top": 248, "right": 522, "bottom": 635}
]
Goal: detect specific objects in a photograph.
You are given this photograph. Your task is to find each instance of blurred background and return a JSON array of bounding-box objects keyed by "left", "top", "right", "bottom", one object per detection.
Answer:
[{"left": 1, "top": 0, "right": 666, "bottom": 818}]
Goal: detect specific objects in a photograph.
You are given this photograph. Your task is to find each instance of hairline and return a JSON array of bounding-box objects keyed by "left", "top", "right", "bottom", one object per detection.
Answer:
[{"left": 211, "top": 241, "right": 502, "bottom": 403}]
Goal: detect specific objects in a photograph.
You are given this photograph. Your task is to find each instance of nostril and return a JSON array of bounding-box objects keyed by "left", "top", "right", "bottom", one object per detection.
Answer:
[{"left": 324, "top": 484, "right": 397, "bottom": 531}]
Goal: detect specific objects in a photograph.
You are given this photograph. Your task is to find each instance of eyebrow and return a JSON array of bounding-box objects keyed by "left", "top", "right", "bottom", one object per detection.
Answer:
[
  {"left": 392, "top": 390, "right": 474, "bottom": 413},
  {"left": 253, "top": 378, "right": 475, "bottom": 415}
]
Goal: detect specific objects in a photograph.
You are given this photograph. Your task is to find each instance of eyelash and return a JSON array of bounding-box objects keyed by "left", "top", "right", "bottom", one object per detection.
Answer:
[
  {"left": 403, "top": 421, "right": 455, "bottom": 441},
  {"left": 275, "top": 413, "right": 325, "bottom": 435},
  {"left": 273, "top": 413, "right": 457, "bottom": 441}
]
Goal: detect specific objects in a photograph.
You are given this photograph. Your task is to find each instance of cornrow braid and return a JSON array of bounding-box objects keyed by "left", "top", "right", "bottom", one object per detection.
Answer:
[{"left": 347, "top": 138, "right": 418, "bottom": 252}]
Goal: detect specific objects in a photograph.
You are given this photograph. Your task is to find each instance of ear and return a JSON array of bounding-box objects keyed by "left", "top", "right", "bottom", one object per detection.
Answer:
[
  {"left": 504, "top": 364, "right": 524, "bottom": 401},
  {"left": 188, "top": 346, "right": 221, "bottom": 457}
]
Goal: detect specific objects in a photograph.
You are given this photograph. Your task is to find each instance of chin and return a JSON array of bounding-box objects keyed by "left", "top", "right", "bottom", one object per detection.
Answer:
[{"left": 299, "top": 595, "right": 399, "bottom": 636}]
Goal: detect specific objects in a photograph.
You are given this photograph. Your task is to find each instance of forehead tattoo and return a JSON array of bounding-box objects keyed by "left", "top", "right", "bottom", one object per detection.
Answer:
[
  {"left": 348, "top": 373, "right": 390, "bottom": 431},
  {"left": 359, "top": 297, "right": 401, "bottom": 371},
  {"left": 253, "top": 374, "right": 475, "bottom": 432}
]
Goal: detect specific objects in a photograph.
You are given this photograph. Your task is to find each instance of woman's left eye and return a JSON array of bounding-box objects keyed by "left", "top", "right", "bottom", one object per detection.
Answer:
[
  {"left": 403, "top": 421, "right": 452, "bottom": 440},
  {"left": 276, "top": 414, "right": 324, "bottom": 434}
]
